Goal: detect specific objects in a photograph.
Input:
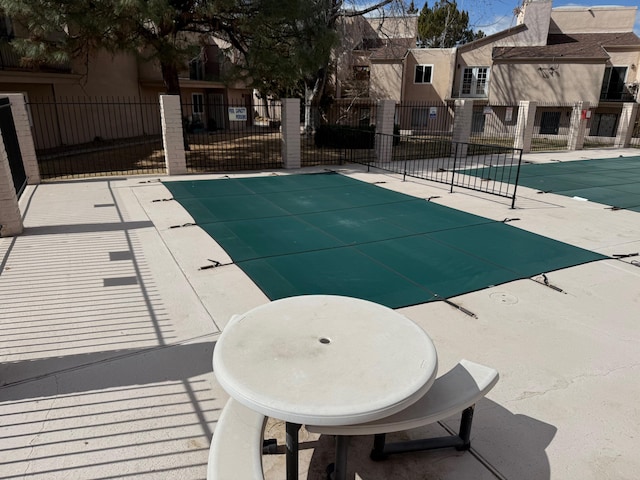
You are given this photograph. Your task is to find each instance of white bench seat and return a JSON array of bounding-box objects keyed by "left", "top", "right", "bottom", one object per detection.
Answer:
[
  {"left": 306, "top": 359, "right": 499, "bottom": 460},
  {"left": 207, "top": 398, "right": 267, "bottom": 480}
]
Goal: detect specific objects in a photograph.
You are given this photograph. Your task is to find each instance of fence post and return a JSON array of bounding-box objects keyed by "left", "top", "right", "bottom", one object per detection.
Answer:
[
  {"left": 614, "top": 102, "right": 638, "bottom": 148},
  {"left": 514, "top": 100, "right": 536, "bottom": 153},
  {"left": 452, "top": 99, "right": 473, "bottom": 157},
  {"left": 0, "top": 128, "right": 23, "bottom": 237},
  {"left": 4, "top": 94, "right": 40, "bottom": 185},
  {"left": 281, "top": 98, "right": 301, "bottom": 169},
  {"left": 568, "top": 101, "right": 589, "bottom": 151},
  {"left": 375, "top": 99, "right": 395, "bottom": 163},
  {"left": 160, "top": 95, "right": 187, "bottom": 175}
]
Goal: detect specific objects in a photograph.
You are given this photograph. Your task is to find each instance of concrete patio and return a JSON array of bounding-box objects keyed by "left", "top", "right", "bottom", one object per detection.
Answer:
[{"left": 1, "top": 148, "right": 639, "bottom": 480}]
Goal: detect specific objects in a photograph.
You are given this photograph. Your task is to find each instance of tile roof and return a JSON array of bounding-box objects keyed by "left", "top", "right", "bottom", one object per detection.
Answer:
[
  {"left": 368, "top": 38, "right": 414, "bottom": 61},
  {"left": 493, "top": 32, "right": 640, "bottom": 61}
]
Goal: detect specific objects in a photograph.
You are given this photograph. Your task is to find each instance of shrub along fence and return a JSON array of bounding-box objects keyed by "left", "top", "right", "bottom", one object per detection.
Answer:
[{"left": 300, "top": 100, "right": 377, "bottom": 166}]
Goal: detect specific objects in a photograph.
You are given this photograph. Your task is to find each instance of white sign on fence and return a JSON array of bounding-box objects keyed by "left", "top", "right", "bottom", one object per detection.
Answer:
[
  {"left": 429, "top": 107, "right": 437, "bottom": 119},
  {"left": 505, "top": 107, "right": 513, "bottom": 122},
  {"left": 228, "top": 107, "right": 247, "bottom": 122}
]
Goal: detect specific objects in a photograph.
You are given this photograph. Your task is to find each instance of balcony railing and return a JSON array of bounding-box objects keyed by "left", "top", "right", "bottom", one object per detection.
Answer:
[{"left": 600, "top": 84, "right": 638, "bottom": 102}]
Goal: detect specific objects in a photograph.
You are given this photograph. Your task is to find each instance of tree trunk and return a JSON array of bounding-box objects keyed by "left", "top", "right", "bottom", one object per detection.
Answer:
[
  {"left": 160, "top": 61, "right": 190, "bottom": 150},
  {"left": 261, "top": 96, "right": 271, "bottom": 119},
  {"left": 161, "top": 62, "right": 181, "bottom": 95}
]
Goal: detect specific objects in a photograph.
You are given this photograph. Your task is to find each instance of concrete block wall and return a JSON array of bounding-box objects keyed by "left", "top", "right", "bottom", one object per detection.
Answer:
[
  {"left": 0, "top": 128, "right": 23, "bottom": 237},
  {"left": 160, "top": 95, "right": 187, "bottom": 175},
  {"left": 281, "top": 98, "right": 301, "bottom": 169},
  {"left": 4, "top": 94, "right": 40, "bottom": 185}
]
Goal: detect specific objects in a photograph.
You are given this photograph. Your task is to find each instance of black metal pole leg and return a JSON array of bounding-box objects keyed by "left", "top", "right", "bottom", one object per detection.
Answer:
[
  {"left": 285, "top": 422, "right": 301, "bottom": 480},
  {"left": 333, "top": 435, "right": 350, "bottom": 480}
]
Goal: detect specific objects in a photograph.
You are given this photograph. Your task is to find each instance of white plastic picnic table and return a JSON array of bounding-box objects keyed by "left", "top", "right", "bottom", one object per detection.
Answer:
[{"left": 212, "top": 295, "right": 438, "bottom": 480}]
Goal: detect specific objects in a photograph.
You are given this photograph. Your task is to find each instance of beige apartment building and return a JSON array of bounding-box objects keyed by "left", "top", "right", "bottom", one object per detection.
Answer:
[
  {"left": 1, "top": 2, "right": 638, "bottom": 148},
  {"left": 338, "top": 1, "right": 639, "bottom": 139},
  {"left": 0, "top": 15, "right": 252, "bottom": 149}
]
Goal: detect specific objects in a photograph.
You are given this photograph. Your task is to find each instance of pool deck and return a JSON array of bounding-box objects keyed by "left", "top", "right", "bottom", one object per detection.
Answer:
[{"left": 1, "top": 148, "right": 639, "bottom": 480}]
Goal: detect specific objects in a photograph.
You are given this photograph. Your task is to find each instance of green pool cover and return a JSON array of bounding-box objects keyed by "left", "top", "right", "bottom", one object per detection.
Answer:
[
  {"left": 164, "top": 172, "right": 607, "bottom": 308},
  {"left": 467, "top": 156, "right": 640, "bottom": 212}
]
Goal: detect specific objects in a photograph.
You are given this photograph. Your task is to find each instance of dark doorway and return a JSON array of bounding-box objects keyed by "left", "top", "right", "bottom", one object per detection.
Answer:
[{"left": 540, "top": 111, "right": 561, "bottom": 135}]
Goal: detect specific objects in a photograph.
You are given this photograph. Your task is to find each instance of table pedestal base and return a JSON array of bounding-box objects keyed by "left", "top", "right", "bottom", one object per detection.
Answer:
[{"left": 285, "top": 422, "right": 301, "bottom": 480}]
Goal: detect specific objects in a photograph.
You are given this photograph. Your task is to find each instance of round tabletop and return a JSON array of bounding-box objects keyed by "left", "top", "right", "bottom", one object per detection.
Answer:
[{"left": 213, "top": 295, "right": 438, "bottom": 426}]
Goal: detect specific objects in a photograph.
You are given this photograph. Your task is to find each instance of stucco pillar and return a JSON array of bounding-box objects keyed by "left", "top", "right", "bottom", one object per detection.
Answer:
[
  {"left": 568, "top": 101, "right": 589, "bottom": 151},
  {"left": 452, "top": 99, "right": 473, "bottom": 157},
  {"left": 614, "top": 103, "right": 639, "bottom": 148},
  {"left": 514, "top": 101, "right": 537, "bottom": 153},
  {"left": 0, "top": 127, "right": 23, "bottom": 237},
  {"left": 281, "top": 98, "right": 301, "bottom": 169},
  {"left": 3, "top": 94, "right": 40, "bottom": 184},
  {"left": 375, "top": 100, "right": 395, "bottom": 163},
  {"left": 160, "top": 95, "right": 187, "bottom": 175}
]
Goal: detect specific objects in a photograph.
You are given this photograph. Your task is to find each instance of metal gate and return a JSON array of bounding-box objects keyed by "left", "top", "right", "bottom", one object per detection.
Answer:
[{"left": 0, "top": 98, "right": 26, "bottom": 197}]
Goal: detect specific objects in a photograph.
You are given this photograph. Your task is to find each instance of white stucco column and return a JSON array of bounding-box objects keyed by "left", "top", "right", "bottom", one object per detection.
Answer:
[
  {"left": 160, "top": 95, "right": 187, "bottom": 175},
  {"left": 3, "top": 94, "right": 40, "bottom": 185},
  {"left": 452, "top": 99, "right": 473, "bottom": 157},
  {"left": 614, "top": 102, "right": 639, "bottom": 148},
  {"left": 568, "top": 101, "right": 589, "bottom": 151},
  {"left": 0, "top": 128, "right": 23, "bottom": 237},
  {"left": 375, "top": 100, "right": 395, "bottom": 163},
  {"left": 452, "top": 99, "right": 473, "bottom": 144},
  {"left": 281, "top": 98, "right": 301, "bottom": 169},
  {"left": 514, "top": 100, "right": 537, "bottom": 153}
]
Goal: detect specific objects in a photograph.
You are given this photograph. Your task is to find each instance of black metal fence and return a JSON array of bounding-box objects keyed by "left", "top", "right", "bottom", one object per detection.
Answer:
[
  {"left": 300, "top": 100, "right": 377, "bottom": 166},
  {"left": 529, "top": 103, "right": 573, "bottom": 152},
  {"left": 28, "top": 96, "right": 164, "bottom": 180},
  {"left": 470, "top": 103, "right": 519, "bottom": 147},
  {"left": 631, "top": 107, "right": 640, "bottom": 148},
  {"left": 394, "top": 101, "right": 454, "bottom": 139},
  {"left": 183, "top": 99, "right": 283, "bottom": 173},
  {"left": 356, "top": 132, "right": 523, "bottom": 208},
  {"left": 584, "top": 105, "right": 619, "bottom": 149}
]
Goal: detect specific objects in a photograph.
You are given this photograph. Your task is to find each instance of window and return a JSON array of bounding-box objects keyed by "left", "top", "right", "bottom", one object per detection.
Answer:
[
  {"left": 461, "top": 67, "right": 489, "bottom": 97},
  {"left": 411, "top": 108, "right": 428, "bottom": 128},
  {"left": 189, "top": 50, "right": 205, "bottom": 80},
  {"left": 414, "top": 64, "right": 433, "bottom": 84},
  {"left": 600, "top": 66, "right": 627, "bottom": 100},
  {"left": 192, "top": 93, "right": 204, "bottom": 121},
  {"left": 352, "top": 66, "right": 370, "bottom": 81},
  {"left": 0, "top": 15, "right": 13, "bottom": 39}
]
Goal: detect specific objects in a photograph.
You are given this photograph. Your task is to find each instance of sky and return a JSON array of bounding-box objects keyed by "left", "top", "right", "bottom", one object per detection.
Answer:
[{"left": 415, "top": 0, "right": 640, "bottom": 36}]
